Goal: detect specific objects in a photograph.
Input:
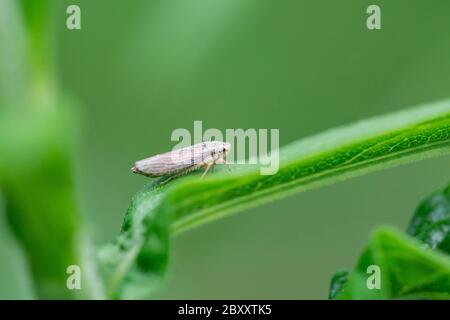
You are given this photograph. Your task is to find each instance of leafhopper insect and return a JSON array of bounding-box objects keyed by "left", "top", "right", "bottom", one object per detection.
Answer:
[{"left": 132, "top": 141, "right": 231, "bottom": 181}]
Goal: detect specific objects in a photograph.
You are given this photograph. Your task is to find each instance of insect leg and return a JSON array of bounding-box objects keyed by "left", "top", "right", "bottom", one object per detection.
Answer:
[
  {"left": 222, "top": 153, "right": 232, "bottom": 172},
  {"left": 157, "top": 174, "right": 177, "bottom": 185},
  {"left": 201, "top": 163, "right": 213, "bottom": 178},
  {"left": 214, "top": 157, "right": 231, "bottom": 172},
  {"left": 157, "top": 165, "right": 200, "bottom": 185}
]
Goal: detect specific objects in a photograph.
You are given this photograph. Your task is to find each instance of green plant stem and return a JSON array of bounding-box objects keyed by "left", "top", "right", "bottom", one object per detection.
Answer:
[
  {"left": 19, "top": 0, "right": 57, "bottom": 109},
  {"left": 0, "top": 1, "right": 102, "bottom": 299}
]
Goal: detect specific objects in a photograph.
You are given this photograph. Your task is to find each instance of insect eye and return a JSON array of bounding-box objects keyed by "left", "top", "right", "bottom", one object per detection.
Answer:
[{"left": 222, "top": 147, "right": 226, "bottom": 152}]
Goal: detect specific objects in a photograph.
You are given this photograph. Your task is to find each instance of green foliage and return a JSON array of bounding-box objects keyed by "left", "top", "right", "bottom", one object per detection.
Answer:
[
  {"left": 98, "top": 183, "right": 170, "bottom": 299},
  {"left": 18, "top": 0, "right": 55, "bottom": 78},
  {"left": 328, "top": 269, "right": 350, "bottom": 300},
  {"left": 333, "top": 227, "right": 450, "bottom": 300},
  {"left": 2, "top": 0, "right": 450, "bottom": 300},
  {"left": 330, "top": 183, "right": 450, "bottom": 300},
  {"left": 407, "top": 184, "right": 450, "bottom": 253},
  {"left": 98, "top": 101, "right": 450, "bottom": 298},
  {"left": 0, "top": 104, "right": 102, "bottom": 299},
  {"left": 0, "top": 0, "right": 101, "bottom": 299}
]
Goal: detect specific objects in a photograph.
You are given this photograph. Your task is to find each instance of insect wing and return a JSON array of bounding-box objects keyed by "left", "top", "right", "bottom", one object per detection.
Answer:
[{"left": 134, "top": 144, "right": 209, "bottom": 176}]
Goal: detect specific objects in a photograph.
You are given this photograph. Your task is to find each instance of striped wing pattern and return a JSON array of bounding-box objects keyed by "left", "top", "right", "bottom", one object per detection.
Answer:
[{"left": 134, "top": 142, "right": 215, "bottom": 176}]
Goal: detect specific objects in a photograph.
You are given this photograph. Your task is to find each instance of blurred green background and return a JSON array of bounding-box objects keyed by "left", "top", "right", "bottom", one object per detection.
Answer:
[{"left": 1, "top": 0, "right": 450, "bottom": 299}]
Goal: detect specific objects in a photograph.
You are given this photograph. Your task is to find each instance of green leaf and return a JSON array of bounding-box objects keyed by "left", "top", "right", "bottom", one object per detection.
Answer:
[
  {"left": 0, "top": 0, "right": 28, "bottom": 107},
  {"left": 0, "top": 105, "right": 103, "bottom": 299},
  {"left": 18, "top": 0, "right": 56, "bottom": 105},
  {"left": 336, "top": 227, "right": 450, "bottom": 300},
  {"left": 99, "top": 99, "right": 450, "bottom": 299},
  {"left": 0, "top": 0, "right": 56, "bottom": 109},
  {"left": 330, "top": 182, "right": 450, "bottom": 300},
  {"left": 0, "top": 0, "right": 101, "bottom": 299},
  {"left": 407, "top": 183, "right": 450, "bottom": 254},
  {"left": 98, "top": 183, "right": 170, "bottom": 299},
  {"left": 328, "top": 269, "right": 350, "bottom": 300}
]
